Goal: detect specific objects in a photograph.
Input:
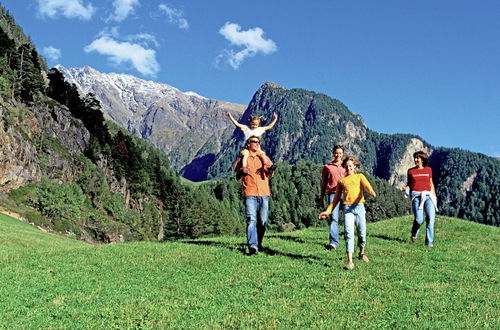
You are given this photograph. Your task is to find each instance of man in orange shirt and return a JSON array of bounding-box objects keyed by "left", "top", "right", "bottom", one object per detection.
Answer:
[{"left": 240, "top": 135, "right": 274, "bottom": 255}]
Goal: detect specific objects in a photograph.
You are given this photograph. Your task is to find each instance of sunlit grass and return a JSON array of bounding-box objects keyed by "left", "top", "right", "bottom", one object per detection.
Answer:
[{"left": 0, "top": 213, "right": 498, "bottom": 328}]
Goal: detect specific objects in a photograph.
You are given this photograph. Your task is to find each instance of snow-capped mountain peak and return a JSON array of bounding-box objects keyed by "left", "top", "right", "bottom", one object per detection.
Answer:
[{"left": 55, "top": 65, "right": 246, "bottom": 178}]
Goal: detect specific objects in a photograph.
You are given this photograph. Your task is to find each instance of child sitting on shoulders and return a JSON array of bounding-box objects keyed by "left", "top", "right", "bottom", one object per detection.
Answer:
[{"left": 226, "top": 112, "right": 278, "bottom": 173}]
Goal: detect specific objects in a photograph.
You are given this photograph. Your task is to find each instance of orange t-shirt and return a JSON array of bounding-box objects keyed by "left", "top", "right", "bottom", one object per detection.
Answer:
[{"left": 241, "top": 154, "right": 271, "bottom": 197}]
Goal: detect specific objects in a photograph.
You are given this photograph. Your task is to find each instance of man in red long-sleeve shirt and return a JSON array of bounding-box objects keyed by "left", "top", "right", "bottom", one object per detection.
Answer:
[{"left": 319, "top": 145, "right": 346, "bottom": 250}]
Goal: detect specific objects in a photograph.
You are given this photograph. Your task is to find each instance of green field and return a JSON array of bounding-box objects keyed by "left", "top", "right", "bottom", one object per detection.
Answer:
[{"left": 0, "top": 213, "right": 498, "bottom": 328}]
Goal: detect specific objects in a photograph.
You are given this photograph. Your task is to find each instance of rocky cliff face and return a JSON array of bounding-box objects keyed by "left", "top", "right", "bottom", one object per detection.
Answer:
[
  {"left": 56, "top": 65, "right": 246, "bottom": 177},
  {"left": 0, "top": 102, "right": 89, "bottom": 193},
  {"left": 388, "top": 138, "right": 432, "bottom": 186}
]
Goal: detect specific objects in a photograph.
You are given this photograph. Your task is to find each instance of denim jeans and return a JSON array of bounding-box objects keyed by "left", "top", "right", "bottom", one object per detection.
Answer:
[
  {"left": 343, "top": 204, "right": 366, "bottom": 253},
  {"left": 411, "top": 195, "right": 436, "bottom": 246},
  {"left": 328, "top": 193, "right": 341, "bottom": 247},
  {"left": 245, "top": 196, "right": 269, "bottom": 249}
]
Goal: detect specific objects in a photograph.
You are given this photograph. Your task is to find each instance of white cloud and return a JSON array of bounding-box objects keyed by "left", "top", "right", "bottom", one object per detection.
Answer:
[
  {"left": 100, "top": 26, "right": 120, "bottom": 39},
  {"left": 42, "top": 46, "right": 62, "bottom": 62},
  {"left": 158, "top": 4, "right": 189, "bottom": 30},
  {"left": 107, "top": 0, "right": 140, "bottom": 22},
  {"left": 217, "top": 22, "right": 277, "bottom": 69},
  {"left": 84, "top": 36, "right": 160, "bottom": 77},
  {"left": 126, "top": 33, "right": 159, "bottom": 48},
  {"left": 36, "top": 0, "right": 95, "bottom": 20}
]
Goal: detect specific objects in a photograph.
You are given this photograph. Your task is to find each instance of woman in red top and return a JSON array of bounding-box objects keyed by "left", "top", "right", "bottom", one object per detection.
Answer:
[{"left": 403, "top": 151, "right": 438, "bottom": 247}]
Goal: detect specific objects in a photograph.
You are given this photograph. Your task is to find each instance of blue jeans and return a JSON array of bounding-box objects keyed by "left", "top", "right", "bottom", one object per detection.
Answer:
[
  {"left": 328, "top": 193, "right": 341, "bottom": 247},
  {"left": 343, "top": 204, "right": 366, "bottom": 253},
  {"left": 411, "top": 195, "right": 436, "bottom": 246},
  {"left": 245, "top": 196, "right": 269, "bottom": 249}
]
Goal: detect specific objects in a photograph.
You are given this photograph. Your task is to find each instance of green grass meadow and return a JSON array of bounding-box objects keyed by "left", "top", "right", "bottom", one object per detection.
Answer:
[{"left": 1, "top": 213, "right": 498, "bottom": 328}]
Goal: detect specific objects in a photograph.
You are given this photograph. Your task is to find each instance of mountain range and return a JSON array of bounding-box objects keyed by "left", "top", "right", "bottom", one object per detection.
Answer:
[
  {"left": 56, "top": 65, "right": 246, "bottom": 180},
  {"left": 57, "top": 66, "right": 500, "bottom": 225},
  {"left": 58, "top": 66, "right": 425, "bottom": 184}
]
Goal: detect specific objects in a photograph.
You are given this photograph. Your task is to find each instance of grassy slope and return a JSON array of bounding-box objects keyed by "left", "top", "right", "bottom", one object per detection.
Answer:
[{"left": 0, "top": 213, "right": 498, "bottom": 329}]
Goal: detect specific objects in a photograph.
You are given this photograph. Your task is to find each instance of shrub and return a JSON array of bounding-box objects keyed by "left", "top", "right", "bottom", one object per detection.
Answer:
[{"left": 35, "top": 178, "right": 85, "bottom": 220}]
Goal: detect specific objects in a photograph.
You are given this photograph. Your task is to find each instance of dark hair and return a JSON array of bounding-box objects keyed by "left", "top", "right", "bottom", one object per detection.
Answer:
[
  {"left": 342, "top": 156, "right": 360, "bottom": 168},
  {"left": 245, "top": 135, "right": 261, "bottom": 148},
  {"left": 332, "top": 145, "right": 345, "bottom": 152},
  {"left": 413, "top": 151, "right": 429, "bottom": 166}
]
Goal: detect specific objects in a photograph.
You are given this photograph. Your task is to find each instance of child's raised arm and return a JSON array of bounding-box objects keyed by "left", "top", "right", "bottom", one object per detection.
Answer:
[
  {"left": 263, "top": 112, "right": 278, "bottom": 131},
  {"left": 226, "top": 112, "right": 247, "bottom": 131}
]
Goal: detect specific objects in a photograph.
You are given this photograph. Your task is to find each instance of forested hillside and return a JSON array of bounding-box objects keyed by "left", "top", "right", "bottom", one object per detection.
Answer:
[
  {"left": 0, "top": 6, "right": 46, "bottom": 104},
  {"left": 0, "top": 6, "right": 236, "bottom": 242},
  {"left": 430, "top": 149, "right": 499, "bottom": 225}
]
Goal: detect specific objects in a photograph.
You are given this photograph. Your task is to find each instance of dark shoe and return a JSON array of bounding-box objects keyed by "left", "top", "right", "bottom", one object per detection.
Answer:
[
  {"left": 411, "top": 236, "right": 417, "bottom": 243},
  {"left": 249, "top": 246, "right": 258, "bottom": 255},
  {"left": 325, "top": 243, "right": 336, "bottom": 250}
]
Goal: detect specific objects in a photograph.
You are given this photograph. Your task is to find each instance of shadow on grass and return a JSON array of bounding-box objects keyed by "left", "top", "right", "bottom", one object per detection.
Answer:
[
  {"left": 181, "top": 240, "right": 331, "bottom": 267},
  {"left": 370, "top": 234, "right": 407, "bottom": 243},
  {"left": 267, "top": 233, "right": 330, "bottom": 248},
  {"left": 182, "top": 240, "right": 247, "bottom": 254},
  {"left": 267, "top": 234, "right": 307, "bottom": 244}
]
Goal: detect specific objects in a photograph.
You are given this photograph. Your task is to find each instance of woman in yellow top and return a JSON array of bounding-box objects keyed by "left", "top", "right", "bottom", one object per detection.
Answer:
[{"left": 319, "top": 156, "right": 376, "bottom": 270}]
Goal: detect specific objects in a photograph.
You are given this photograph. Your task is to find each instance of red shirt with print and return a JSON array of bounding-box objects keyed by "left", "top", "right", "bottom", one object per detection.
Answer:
[{"left": 407, "top": 166, "right": 433, "bottom": 192}]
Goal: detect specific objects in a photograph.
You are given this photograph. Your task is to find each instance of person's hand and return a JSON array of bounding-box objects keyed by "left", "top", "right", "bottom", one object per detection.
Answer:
[
  {"left": 273, "top": 112, "right": 278, "bottom": 119},
  {"left": 318, "top": 211, "right": 329, "bottom": 219}
]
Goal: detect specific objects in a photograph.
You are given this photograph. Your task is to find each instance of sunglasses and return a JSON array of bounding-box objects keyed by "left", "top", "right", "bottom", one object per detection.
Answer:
[{"left": 249, "top": 140, "right": 260, "bottom": 144}]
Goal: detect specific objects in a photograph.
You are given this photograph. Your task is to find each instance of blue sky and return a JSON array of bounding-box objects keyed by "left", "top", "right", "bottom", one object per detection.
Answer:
[{"left": 2, "top": 0, "right": 499, "bottom": 157}]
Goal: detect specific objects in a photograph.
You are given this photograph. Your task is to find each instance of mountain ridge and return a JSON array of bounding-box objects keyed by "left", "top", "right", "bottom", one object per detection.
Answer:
[{"left": 56, "top": 65, "right": 246, "bottom": 177}]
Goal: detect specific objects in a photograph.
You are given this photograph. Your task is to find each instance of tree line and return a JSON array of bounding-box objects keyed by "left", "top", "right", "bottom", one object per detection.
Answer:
[{"left": 0, "top": 5, "right": 46, "bottom": 103}]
